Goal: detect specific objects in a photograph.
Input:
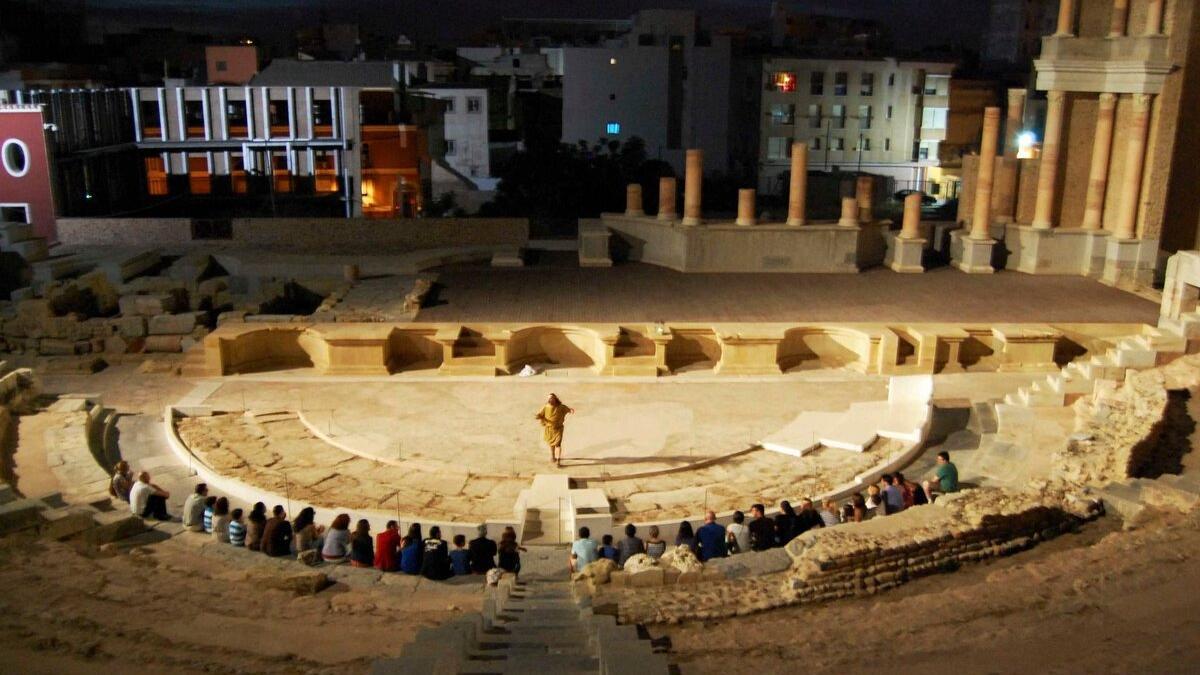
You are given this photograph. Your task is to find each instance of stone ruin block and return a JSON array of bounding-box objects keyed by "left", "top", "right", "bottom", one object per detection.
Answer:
[
  {"left": 148, "top": 312, "right": 199, "bottom": 336},
  {"left": 118, "top": 292, "right": 185, "bottom": 317},
  {"left": 38, "top": 338, "right": 87, "bottom": 356},
  {"left": 144, "top": 335, "right": 183, "bottom": 353},
  {"left": 115, "top": 316, "right": 147, "bottom": 338}
]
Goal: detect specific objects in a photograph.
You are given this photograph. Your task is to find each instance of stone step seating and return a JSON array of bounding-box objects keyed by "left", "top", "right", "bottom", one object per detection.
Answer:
[
  {"left": 0, "top": 480, "right": 146, "bottom": 547},
  {"left": 1094, "top": 472, "right": 1200, "bottom": 522},
  {"left": 179, "top": 341, "right": 209, "bottom": 377},
  {"left": 371, "top": 576, "right": 668, "bottom": 675},
  {"left": 1003, "top": 331, "right": 1183, "bottom": 410},
  {"left": 0, "top": 221, "right": 49, "bottom": 264}
]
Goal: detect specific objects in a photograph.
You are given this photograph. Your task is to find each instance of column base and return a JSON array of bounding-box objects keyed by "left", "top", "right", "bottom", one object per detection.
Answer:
[
  {"left": 1101, "top": 236, "right": 1159, "bottom": 288},
  {"left": 885, "top": 235, "right": 926, "bottom": 273},
  {"left": 1010, "top": 225, "right": 1109, "bottom": 276},
  {"left": 786, "top": 217, "right": 806, "bottom": 227},
  {"left": 657, "top": 212, "right": 677, "bottom": 222},
  {"left": 951, "top": 233, "right": 996, "bottom": 274},
  {"left": 680, "top": 217, "right": 701, "bottom": 227}
]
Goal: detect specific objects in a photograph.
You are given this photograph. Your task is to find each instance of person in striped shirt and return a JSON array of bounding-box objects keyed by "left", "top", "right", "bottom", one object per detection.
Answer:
[
  {"left": 228, "top": 508, "right": 246, "bottom": 547},
  {"left": 202, "top": 496, "right": 217, "bottom": 533}
]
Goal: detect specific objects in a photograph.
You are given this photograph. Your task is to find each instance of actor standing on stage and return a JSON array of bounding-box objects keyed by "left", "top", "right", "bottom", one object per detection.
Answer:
[{"left": 535, "top": 393, "right": 574, "bottom": 466}]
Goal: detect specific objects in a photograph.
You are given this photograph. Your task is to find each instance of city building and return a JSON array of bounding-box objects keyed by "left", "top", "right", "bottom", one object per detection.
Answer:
[
  {"left": 206, "top": 43, "right": 261, "bottom": 86},
  {"left": 560, "top": 10, "right": 733, "bottom": 175},
  {"left": 411, "top": 84, "right": 494, "bottom": 189},
  {"left": 757, "top": 57, "right": 954, "bottom": 195},
  {"left": 0, "top": 104, "right": 58, "bottom": 241}
]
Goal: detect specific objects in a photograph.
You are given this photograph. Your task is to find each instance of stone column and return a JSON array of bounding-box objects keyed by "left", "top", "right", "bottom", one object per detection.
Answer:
[
  {"left": 1031, "top": 90, "right": 1067, "bottom": 229},
  {"left": 682, "top": 149, "right": 703, "bottom": 226},
  {"left": 736, "top": 189, "right": 757, "bottom": 226},
  {"left": 786, "top": 142, "right": 808, "bottom": 226},
  {"left": 1005, "top": 88, "right": 1026, "bottom": 157},
  {"left": 1081, "top": 93, "right": 1117, "bottom": 231},
  {"left": 1055, "top": 0, "right": 1076, "bottom": 35},
  {"left": 855, "top": 175, "right": 874, "bottom": 223},
  {"left": 1146, "top": 0, "right": 1165, "bottom": 34},
  {"left": 1109, "top": 0, "right": 1130, "bottom": 37},
  {"left": 625, "top": 183, "right": 644, "bottom": 216},
  {"left": 970, "top": 107, "right": 1001, "bottom": 240},
  {"left": 1114, "top": 94, "right": 1152, "bottom": 240},
  {"left": 657, "top": 176, "right": 677, "bottom": 220},
  {"left": 900, "top": 193, "right": 922, "bottom": 239},
  {"left": 838, "top": 196, "right": 859, "bottom": 227}
]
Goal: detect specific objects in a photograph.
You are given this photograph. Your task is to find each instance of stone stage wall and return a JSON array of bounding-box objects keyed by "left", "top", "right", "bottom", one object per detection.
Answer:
[{"left": 196, "top": 320, "right": 1152, "bottom": 379}]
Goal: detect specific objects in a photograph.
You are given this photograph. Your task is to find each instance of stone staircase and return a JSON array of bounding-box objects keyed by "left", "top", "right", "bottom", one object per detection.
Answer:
[
  {"left": 1094, "top": 472, "right": 1200, "bottom": 521},
  {"left": 371, "top": 547, "right": 669, "bottom": 675}
]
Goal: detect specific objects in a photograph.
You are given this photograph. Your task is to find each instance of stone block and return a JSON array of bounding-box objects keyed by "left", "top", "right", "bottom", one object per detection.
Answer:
[
  {"left": 148, "top": 312, "right": 198, "bottom": 335},
  {"left": 16, "top": 299, "right": 52, "bottom": 321},
  {"left": 0, "top": 499, "right": 45, "bottom": 535},
  {"left": 40, "top": 508, "right": 97, "bottom": 540},
  {"left": 144, "top": 335, "right": 184, "bottom": 353},
  {"left": 627, "top": 567, "right": 665, "bottom": 588},
  {"left": 9, "top": 287, "right": 34, "bottom": 302},
  {"left": 96, "top": 249, "right": 162, "bottom": 284},
  {"left": 9, "top": 237, "right": 48, "bottom": 262},
  {"left": 116, "top": 316, "right": 147, "bottom": 338},
  {"left": 119, "top": 292, "right": 183, "bottom": 317},
  {"left": 217, "top": 310, "right": 246, "bottom": 326},
  {"left": 38, "top": 338, "right": 82, "bottom": 356},
  {"left": 676, "top": 570, "right": 702, "bottom": 585},
  {"left": 167, "top": 253, "right": 216, "bottom": 283},
  {"left": 84, "top": 512, "right": 146, "bottom": 546},
  {"left": 104, "top": 335, "right": 131, "bottom": 354},
  {"left": 0, "top": 222, "right": 33, "bottom": 248}
]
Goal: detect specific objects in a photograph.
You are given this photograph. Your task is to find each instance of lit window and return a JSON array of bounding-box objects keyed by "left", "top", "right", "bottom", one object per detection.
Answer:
[
  {"left": 834, "top": 72, "right": 848, "bottom": 96},
  {"left": 609, "top": 57, "right": 617, "bottom": 65},
  {"left": 921, "top": 107, "right": 948, "bottom": 130},
  {"left": 773, "top": 71, "right": 797, "bottom": 92},
  {"left": 769, "top": 103, "right": 795, "bottom": 125},
  {"left": 466, "top": 97, "right": 482, "bottom": 113},
  {"left": 860, "top": 73, "right": 874, "bottom": 96},
  {"left": 606, "top": 122, "right": 621, "bottom": 134},
  {"left": 832, "top": 105, "right": 846, "bottom": 129}
]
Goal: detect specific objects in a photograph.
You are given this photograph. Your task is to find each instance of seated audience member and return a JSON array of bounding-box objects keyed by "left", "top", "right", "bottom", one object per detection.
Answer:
[
  {"left": 852, "top": 493, "right": 868, "bottom": 522},
  {"left": 865, "top": 484, "right": 884, "bottom": 511},
  {"left": 617, "top": 523, "right": 645, "bottom": 567},
  {"left": 468, "top": 524, "right": 497, "bottom": 574},
  {"left": 645, "top": 526, "right": 667, "bottom": 560},
  {"left": 599, "top": 534, "right": 619, "bottom": 562},
  {"left": 245, "top": 502, "right": 267, "bottom": 552},
  {"left": 748, "top": 504, "right": 774, "bottom": 552},
  {"left": 794, "top": 498, "right": 826, "bottom": 536},
  {"left": 421, "top": 526, "right": 453, "bottom": 580},
  {"left": 228, "top": 508, "right": 246, "bottom": 547},
  {"left": 896, "top": 471, "right": 928, "bottom": 507},
  {"left": 261, "top": 505, "right": 293, "bottom": 557},
  {"left": 819, "top": 499, "right": 840, "bottom": 527},
  {"left": 211, "top": 497, "right": 231, "bottom": 543},
  {"left": 293, "top": 507, "right": 325, "bottom": 553},
  {"left": 322, "top": 513, "right": 352, "bottom": 562},
  {"left": 202, "top": 496, "right": 217, "bottom": 534},
  {"left": 881, "top": 474, "right": 905, "bottom": 515},
  {"left": 774, "top": 501, "right": 798, "bottom": 546},
  {"left": 696, "top": 510, "right": 727, "bottom": 561},
  {"left": 570, "top": 526, "right": 599, "bottom": 573},
  {"left": 110, "top": 461, "right": 134, "bottom": 502},
  {"left": 349, "top": 519, "right": 373, "bottom": 568},
  {"left": 925, "top": 451, "right": 960, "bottom": 501},
  {"left": 400, "top": 523, "right": 424, "bottom": 574},
  {"left": 374, "top": 520, "right": 401, "bottom": 571},
  {"left": 726, "top": 510, "right": 750, "bottom": 555},
  {"left": 182, "top": 483, "right": 209, "bottom": 532},
  {"left": 840, "top": 502, "right": 855, "bottom": 524},
  {"left": 450, "top": 534, "right": 471, "bottom": 576},
  {"left": 129, "top": 472, "right": 171, "bottom": 520},
  {"left": 674, "top": 521, "right": 700, "bottom": 557},
  {"left": 498, "top": 528, "right": 525, "bottom": 577}
]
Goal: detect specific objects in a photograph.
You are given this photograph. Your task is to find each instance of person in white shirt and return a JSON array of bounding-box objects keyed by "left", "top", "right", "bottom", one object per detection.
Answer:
[
  {"left": 129, "top": 472, "right": 171, "bottom": 520},
  {"left": 818, "top": 499, "right": 840, "bottom": 527},
  {"left": 182, "top": 483, "right": 208, "bottom": 532},
  {"left": 725, "top": 510, "right": 751, "bottom": 555}
]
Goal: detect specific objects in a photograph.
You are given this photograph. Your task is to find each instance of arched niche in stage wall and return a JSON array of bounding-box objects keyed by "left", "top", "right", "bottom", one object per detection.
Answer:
[
  {"left": 777, "top": 327, "right": 869, "bottom": 373},
  {"left": 505, "top": 326, "right": 602, "bottom": 373},
  {"left": 217, "top": 326, "right": 319, "bottom": 374},
  {"left": 664, "top": 329, "right": 722, "bottom": 373}
]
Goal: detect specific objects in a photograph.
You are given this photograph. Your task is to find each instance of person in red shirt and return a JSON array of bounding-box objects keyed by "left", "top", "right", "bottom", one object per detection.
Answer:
[{"left": 374, "top": 520, "right": 402, "bottom": 571}]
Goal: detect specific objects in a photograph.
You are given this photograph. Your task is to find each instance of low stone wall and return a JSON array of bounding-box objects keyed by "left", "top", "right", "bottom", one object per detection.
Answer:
[{"left": 55, "top": 217, "right": 529, "bottom": 252}]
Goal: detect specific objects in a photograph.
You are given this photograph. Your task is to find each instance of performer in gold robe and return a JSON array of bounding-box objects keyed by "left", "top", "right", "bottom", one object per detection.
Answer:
[{"left": 535, "top": 393, "right": 575, "bottom": 466}]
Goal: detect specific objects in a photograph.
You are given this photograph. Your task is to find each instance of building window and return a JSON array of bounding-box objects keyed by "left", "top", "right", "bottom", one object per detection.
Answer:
[
  {"left": 888, "top": 73, "right": 895, "bottom": 87},
  {"left": 859, "top": 105, "right": 872, "bottom": 129},
  {"left": 812, "top": 137, "right": 821, "bottom": 150},
  {"left": 859, "top": 138, "right": 871, "bottom": 151},
  {"left": 886, "top": 105, "right": 894, "bottom": 120},
  {"left": 606, "top": 121, "right": 621, "bottom": 134},
  {"left": 921, "top": 107, "right": 948, "bottom": 129},
  {"left": 832, "top": 104, "right": 846, "bottom": 129},
  {"left": 808, "top": 104, "right": 821, "bottom": 128},
  {"left": 834, "top": 137, "right": 845, "bottom": 151},
  {"left": 810, "top": 71, "right": 824, "bottom": 95},
  {"left": 885, "top": 138, "right": 891, "bottom": 151},
  {"left": 860, "top": 73, "right": 874, "bottom": 96},
  {"left": 444, "top": 97, "right": 455, "bottom": 113},
  {"left": 445, "top": 139, "right": 456, "bottom": 156},
  {"left": 0, "top": 204, "right": 29, "bottom": 223},
  {"left": 834, "top": 72, "right": 848, "bottom": 96},
  {"left": 773, "top": 71, "right": 797, "bottom": 92},
  {"left": 770, "top": 103, "right": 795, "bottom": 125},
  {"left": 609, "top": 57, "right": 618, "bottom": 65},
  {"left": 767, "top": 137, "right": 790, "bottom": 160},
  {"left": 466, "top": 97, "right": 482, "bottom": 113},
  {"left": 216, "top": 60, "right": 228, "bottom": 72},
  {"left": 513, "top": 58, "right": 521, "bottom": 68},
  {"left": 2, "top": 139, "right": 30, "bottom": 178},
  {"left": 918, "top": 145, "right": 930, "bottom": 160}
]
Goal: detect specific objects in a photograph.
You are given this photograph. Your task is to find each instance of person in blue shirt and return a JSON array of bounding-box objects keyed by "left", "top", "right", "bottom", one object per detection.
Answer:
[
  {"left": 569, "top": 526, "right": 599, "bottom": 573},
  {"left": 399, "top": 523, "right": 423, "bottom": 574},
  {"left": 599, "top": 533, "right": 619, "bottom": 562},
  {"left": 450, "top": 534, "right": 471, "bottom": 576},
  {"left": 695, "top": 510, "right": 727, "bottom": 561}
]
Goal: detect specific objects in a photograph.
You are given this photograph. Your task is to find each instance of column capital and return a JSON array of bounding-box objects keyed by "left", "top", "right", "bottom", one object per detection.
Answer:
[{"left": 1099, "top": 92, "right": 1118, "bottom": 106}]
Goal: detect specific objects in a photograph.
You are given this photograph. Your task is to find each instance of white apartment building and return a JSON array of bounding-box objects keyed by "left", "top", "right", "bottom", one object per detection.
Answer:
[
  {"left": 758, "top": 57, "right": 954, "bottom": 194},
  {"left": 412, "top": 84, "right": 493, "bottom": 188}
]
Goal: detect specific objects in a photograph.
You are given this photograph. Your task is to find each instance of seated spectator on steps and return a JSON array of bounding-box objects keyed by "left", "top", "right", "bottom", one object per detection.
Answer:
[
  {"left": 245, "top": 503, "right": 267, "bottom": 552},
  {"left": 795, "top": 498, "right": 825, "bottom": 537},
  {"left": 865, "top": 484, "right": 884, "bottom": 512},
  {"left": 202, "top": 496, "right": 217, "bottom": 534},
  {"left": 645, "top": 526, "right": 667, "bottom": 560},
  {"left": 421, "top": 526, "right": 453, "bottom": 580},
  {"left": 292, "top": 507, "right": 325, "bottom": 553},
  {"left": 110, "top": 461, "right": 133, "bottom": 503},
  {"left": 726, "top": 510, "right": 750, "bottom": 555},
  {"left": 925, "top": 451, "right": 960, "bottom": 501},
  {"left": 896, "top": 471, "right": 928, "bottom": 507},
  {"left": 570, "top": 526, "right": 599, "bottom": 573},
  {"left": 852, "top": 493, "right": 868, "bottom": 522},
  {"left": 748, "top": 504, "right": 774, "bottom": 552},
  {"left": 819, "top": 499, "right": 840, "bottom": 527},
  {"left": 182, "top": 483, "right": 208, "bottom": 532},
  {"left": 617, "top": 523, "right": 645, "bottom": 567},
  {"left": 498, "top": 528, "right": 525, "bottom": 577},
  {"left": 261, "top": 505, "right": 294, "bottom": 557},
  {"left": 450, "top": 534, "right": 470, "bottom": 576},
  {"left": 599, "top": 534, "right": 618, "bottom": 562},
  {"left": 468, "top": 524, "right": 496, "bottom": 574},
  {"left": 696, "top": 510, "right": 727, "bottom": 561},
  {"left": 322, "top": 513, "right": 352, "bottom": 563},
  {"left": 129, "top": 472, "right": 171, "bottom": 521},
  {"left": 374, "top": 520, "right": 401, "bottom": 571},
  {"left": 349, "top": 519, "right": 373, "bottom": 568},
  {"left": 211, "top": 497, "right": 231, "bottom": 543},
  {"left": 400, "top": 523, "right": 424, "bottom": 574},
  {"left": 881, "top": 474, "right": 905, "bottom": 515},
  {"left": 774, "top": 501, "right": 798, "bottom": 546},
  {"left": 228, "top": 508, "right": 246, "bottom": 547},
  {"left": 674, "top": 520, "right": 700, "bottom": 557}
]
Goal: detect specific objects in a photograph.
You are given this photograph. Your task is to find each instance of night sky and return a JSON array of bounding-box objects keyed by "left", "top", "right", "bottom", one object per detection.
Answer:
[{"left": 84, "top": 0, "right": 991, "bottom": 51}]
